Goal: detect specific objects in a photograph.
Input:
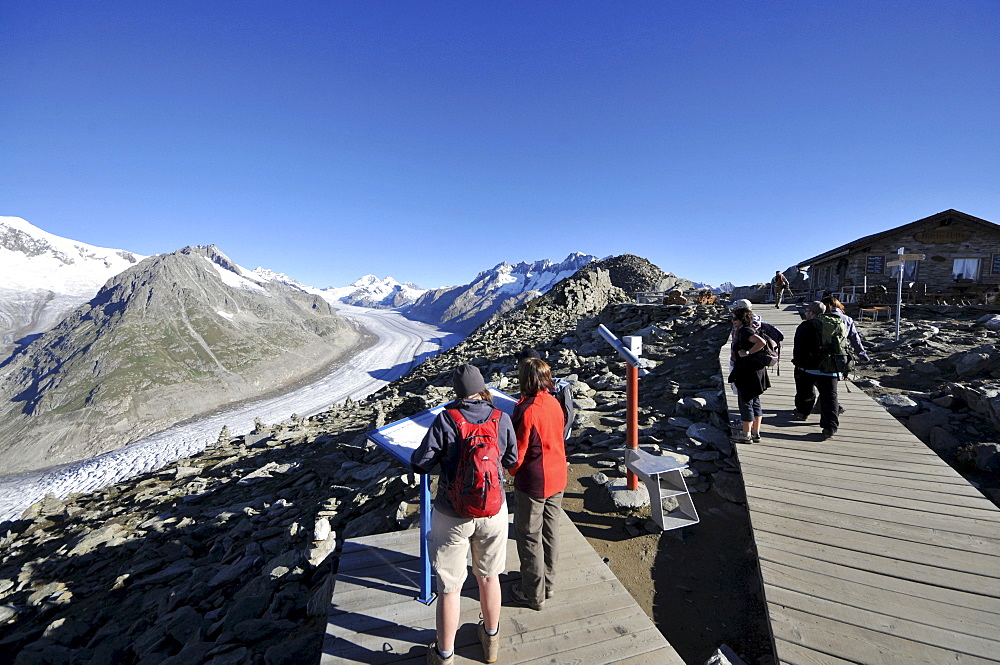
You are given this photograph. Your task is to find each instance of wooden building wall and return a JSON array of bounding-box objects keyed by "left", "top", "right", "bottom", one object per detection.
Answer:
[{"left": 807, "top": 216, "right": 1000, "bottom": 294}]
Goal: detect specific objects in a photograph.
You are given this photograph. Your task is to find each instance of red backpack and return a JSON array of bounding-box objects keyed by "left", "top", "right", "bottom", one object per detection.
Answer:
[{"left": 445, "top": 408, "right": 504, "bottom": 518}]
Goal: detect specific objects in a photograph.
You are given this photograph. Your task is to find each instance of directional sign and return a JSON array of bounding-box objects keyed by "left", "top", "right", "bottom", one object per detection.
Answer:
[
  {"left": 897, "top": 254, "right": 926, "bottom": 261},
  {"left": 886, "top": 260, "right": 903, "bottom": 267}
]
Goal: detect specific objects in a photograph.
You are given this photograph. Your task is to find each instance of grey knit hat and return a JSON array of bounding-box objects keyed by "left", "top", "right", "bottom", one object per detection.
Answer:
[
  {"left": 805, "top": 301, "right": 826, "bottom": 315},
  {"left": 452, "top": 364, "right": 487, "bottom": 398}
]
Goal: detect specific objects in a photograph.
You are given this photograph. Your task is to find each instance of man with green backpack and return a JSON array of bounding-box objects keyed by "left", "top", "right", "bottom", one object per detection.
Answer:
[{"left": 791, "top": 301, "right": 852, "bottom": 439}]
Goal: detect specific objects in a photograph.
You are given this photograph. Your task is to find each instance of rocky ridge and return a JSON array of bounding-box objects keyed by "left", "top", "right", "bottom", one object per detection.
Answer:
[
  {"left": 0, "top": 254, "right": 768, "bottom": 664},
  {"left": 0, "top": 245, "right": 362, "bottom": 475}
]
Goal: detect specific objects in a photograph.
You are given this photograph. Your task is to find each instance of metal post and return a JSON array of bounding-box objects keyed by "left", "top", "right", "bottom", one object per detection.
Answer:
[
  {"left": 626, "top": 363, "right": 639, "bottom": 491},
  {"left": 895, "top": 247, "right": 904, "bottom": 341},
  {"left": 417, "top": 474, "right": 435, "bottom": 605}
]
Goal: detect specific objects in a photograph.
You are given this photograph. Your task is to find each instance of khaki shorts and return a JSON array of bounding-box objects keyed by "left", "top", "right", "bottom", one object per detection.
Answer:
[{"left": 430, "top": 502, "right": 508, "bottom": 594}]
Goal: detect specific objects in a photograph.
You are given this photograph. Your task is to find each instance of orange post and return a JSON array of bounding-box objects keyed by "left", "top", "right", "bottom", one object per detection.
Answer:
[{"left": 626, "top": 362, "right": 639, "bottom": 490}]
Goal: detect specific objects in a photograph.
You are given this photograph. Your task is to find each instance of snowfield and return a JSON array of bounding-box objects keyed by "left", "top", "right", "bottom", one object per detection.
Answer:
[{"left": 0, "top": 304, "right": 458, "bottom": 522}]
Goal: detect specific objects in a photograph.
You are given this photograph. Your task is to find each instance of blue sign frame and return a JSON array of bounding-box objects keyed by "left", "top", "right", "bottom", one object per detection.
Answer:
[{"left": 367, "top": 387, "right": 517, "bottom": 605}]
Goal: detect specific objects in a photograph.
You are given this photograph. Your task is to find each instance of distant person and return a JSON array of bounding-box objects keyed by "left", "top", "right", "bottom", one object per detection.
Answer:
[
  {"left": 792, "top": 301, "right": 847, "bottom": 439},
  {"left": 411, "top": 364, "right": 518, "bottom": 665},
  {"left": 515, "top": 348, "right": 574, "bottom": 440},
  {"left": 509, "top": 357, "right": 567, "bottom": 611},
  {"left": 821, "top": 295, "right": 870, "bottom": 363},
  {"left": 728, "top": 307, "right": 771, "bottom": 444},
  {"left": 772, "top": 270, "right": 790, "bottom": 308}
]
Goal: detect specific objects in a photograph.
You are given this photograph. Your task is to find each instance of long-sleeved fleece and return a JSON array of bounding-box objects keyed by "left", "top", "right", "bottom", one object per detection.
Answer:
[
  {"left": 410, "top": 399, "right": 518, "bottom": 517},
  {"left": 509, "top": 391, "right": 567, "bottom": 499}
]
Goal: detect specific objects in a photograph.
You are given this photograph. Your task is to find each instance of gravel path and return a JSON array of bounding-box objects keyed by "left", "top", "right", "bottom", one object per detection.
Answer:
[{"left": 0, "top": 304, "right": 456, "bottom": 522}]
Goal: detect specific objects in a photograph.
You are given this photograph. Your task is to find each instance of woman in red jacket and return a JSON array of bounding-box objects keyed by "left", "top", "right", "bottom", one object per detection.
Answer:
[{"left": 509, "top": 357, "right": 567, "bottom": 610}]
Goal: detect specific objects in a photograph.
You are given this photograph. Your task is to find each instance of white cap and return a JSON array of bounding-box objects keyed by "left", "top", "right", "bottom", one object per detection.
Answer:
[{"left": 729, "top": 298, "right": 752, "bottom": 311}]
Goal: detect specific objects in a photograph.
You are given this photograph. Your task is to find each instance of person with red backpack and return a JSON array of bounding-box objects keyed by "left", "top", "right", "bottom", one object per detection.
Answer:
[
  {"left": 411, "top": 364, "right": 518, "bottom": 665},
  {"left": 508, "top": 357, "right": 568, "bottom": 611}
]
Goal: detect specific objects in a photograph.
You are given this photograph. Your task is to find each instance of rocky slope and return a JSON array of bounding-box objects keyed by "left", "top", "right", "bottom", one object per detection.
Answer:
[
  {"left": 0, "top": 218, "right": 144, "bottom": 361},
  {"left": 403, "top": 252, "right": 598, "bottom": 332},
  {"left": 0, "top": 254, "right": 777, "bottom": 665},
  {"left": 0, "top": 245, "right": 362, "bottom": 475}
]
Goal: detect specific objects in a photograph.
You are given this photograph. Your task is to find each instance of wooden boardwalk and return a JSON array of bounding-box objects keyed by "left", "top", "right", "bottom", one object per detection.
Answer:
[
  {"left": 722, "top": 306, "right": 1000, "bottom": 665},
  {"left": 322, "top": 510, "right": 684, "bottom": 664}
]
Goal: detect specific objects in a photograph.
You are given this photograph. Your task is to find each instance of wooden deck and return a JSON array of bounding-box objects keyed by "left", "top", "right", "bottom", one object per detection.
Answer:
[
  {"left": 322, "top": 510, "right": 684, "bottom": 664},
  {"left": 722, "top": 306, "right": 1000, "bottom": 665}
]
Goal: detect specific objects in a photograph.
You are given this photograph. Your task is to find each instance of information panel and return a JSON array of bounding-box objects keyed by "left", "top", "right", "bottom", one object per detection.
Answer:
[
  {"left": 368, "top": 387, "right": 518, "bottom": 464},
  {"left": 866, "top": 255, "right": 885, "bottom": 274},
  {"left": 992, "top": 253, "right": 1000, "bottom": 275}
]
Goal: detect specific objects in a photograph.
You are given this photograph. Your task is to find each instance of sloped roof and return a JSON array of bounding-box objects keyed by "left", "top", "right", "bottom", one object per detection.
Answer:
[{"left": 797, "top": 209, "right": 1000, "bottom": 268}]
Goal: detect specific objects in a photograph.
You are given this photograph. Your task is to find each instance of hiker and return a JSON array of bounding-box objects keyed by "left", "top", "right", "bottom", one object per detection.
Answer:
[
  {"left": 509, "top": 356, "right": 567, "bottom": 611},
  {"left": 772, "top": 270, "right": 790, "bottom": 308},
  {"left": 728, "top": 307, "right": 771, "bottom": 444},
  {"left": 728, "top": 299, "right": 784, "bottom": 369},
  {"left": 792, "top": 301, "right": 847, "bottom": 439},
  {"left": 821, "top": 295, "right": 870, "bottom": 363},
  {"left": 410, "top": 364, "right": 518, "bottom": 665},
  {"left": 515, "top": 348, "right": 574, "bottom": 440}
]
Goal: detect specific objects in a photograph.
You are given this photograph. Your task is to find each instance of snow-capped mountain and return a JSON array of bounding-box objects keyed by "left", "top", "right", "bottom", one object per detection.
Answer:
[
  {"left": 404, "top": 252, "right": 598, "bottom": 333},
  {"left": 690, "top": 281, "right": 736, "bottom": 294},
  {"left": 323, "top": 275, "right": 427, "bottom": 309},
  {"left": 0, "top": 217, "right": 146, "bottom": 359},
  {"left": 0, "top": 244, "right": 360, "bottom": 474}
]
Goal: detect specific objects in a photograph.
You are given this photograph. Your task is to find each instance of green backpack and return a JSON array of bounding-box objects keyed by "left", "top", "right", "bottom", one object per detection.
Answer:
[{"left": 812, "top": 314, "right": 853, "bottom": 378}]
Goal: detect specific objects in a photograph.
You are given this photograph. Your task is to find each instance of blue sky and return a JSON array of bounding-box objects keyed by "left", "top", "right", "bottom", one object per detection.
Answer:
[{"left": 3, "top": 1, "right": 998, "bottom": 290}]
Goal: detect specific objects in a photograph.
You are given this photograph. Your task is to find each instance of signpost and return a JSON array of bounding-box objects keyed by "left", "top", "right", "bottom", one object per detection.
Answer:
[
  {"left": 367, "top": 387, "right": 517, "bottom": 605},
  {"left": 892, "top": 248, "right": 925, "bottom": 341},
  {"left": 597, "top": 325, "right": 648, "bottom": 491}
]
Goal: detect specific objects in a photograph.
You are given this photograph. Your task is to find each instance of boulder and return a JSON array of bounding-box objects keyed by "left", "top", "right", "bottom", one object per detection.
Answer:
[
  {"left": 711, "top": 472, "right": 746, "bottom": 504},
  {"left": 876, "top": 394, "right": 920, "bottom": 417},
  {"left": 905, "top": 408, "right": 950, "bottom": 440},
  {"left": 686, "top": 422, "right": 732, "bottom": 456},
  {"left": 928, "top": 426, "right": 963, "bottom": 453}
]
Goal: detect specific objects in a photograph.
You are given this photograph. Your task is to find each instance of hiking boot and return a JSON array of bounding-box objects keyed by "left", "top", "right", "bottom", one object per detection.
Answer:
[
  {"left": 478, "top": 621, "right": 499, "bottom": 663},
  {"left": 730, "top": 431, "right": 752, "bottom": 445},
  {"left": 509, "top": 581, "right": 543, "bottom": 610},
  {"left": 822, "top": 427, "right": 837, "bottom": 440},
  {"left": 792, "top": 411, "right": 809, "bottom": 421},
  {"left": 545, "top": 586, "right": 554, "bottom": 599},
  {"left": 750, "top": 431, "right": 761, "bottom": 443},
  {"left": 426, "top": 643, "right": 454, "bottom": 665}
]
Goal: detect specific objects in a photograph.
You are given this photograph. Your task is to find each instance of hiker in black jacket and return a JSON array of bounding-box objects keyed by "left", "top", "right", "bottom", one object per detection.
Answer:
[{"left": 792, "top": 301, "right": 843, "bottom": 439}]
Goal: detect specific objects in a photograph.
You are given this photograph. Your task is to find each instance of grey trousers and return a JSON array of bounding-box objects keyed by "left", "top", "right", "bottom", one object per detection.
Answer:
[{"left": 513, "top": 489, "right": 563, "bottom": 604}]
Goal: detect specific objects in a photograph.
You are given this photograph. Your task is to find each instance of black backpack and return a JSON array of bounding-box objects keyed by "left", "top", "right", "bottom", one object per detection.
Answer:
[{"left": 551, "top": 380, "right": 575, "bottom": 440}]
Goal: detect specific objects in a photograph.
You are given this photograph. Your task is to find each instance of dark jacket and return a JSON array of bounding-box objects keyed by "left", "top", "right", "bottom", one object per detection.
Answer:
[
  {"left": 410, "top": 399, "right": 518, "bottom": 517},
  {"left": 728, "top": 326, "right": 770, "bottom": 399},
  {"left": 510, "top": 391, "right": 567, "bottom": 498},
  {"left": 792, "top": 319, "right": 819, "bottom": 370}
]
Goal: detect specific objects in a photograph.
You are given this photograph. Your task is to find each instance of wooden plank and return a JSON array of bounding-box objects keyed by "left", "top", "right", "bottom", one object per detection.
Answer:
[
  {"left": 768, "top": 587, "right": 1000, "bottom": 663},
  {"left": 739, "top": 447, "right": 972, "bottom": 484},
  {"left": 774, "top": 639, "right": 860, "bottom": 665},
  {"left": 752, "top": 528, "right": 1000, "bottom": 598},
  {"left": 768, "top": 601, "right": 996, "bottom": 665},
  {"left": 755, "top": 540, "right": 1000, "bottom": 616},
  {"left": 325, "top": 512, "right": 683, "bottom": 664},
  {"left": 739, "top": 461, "right": 996, "bottom": 511},
  {"left": 745, "top": 484, "right": 1000, "bottom": 542},
  {"left": 760, "top": 560, "right": 1000, "bottom": 641}
]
